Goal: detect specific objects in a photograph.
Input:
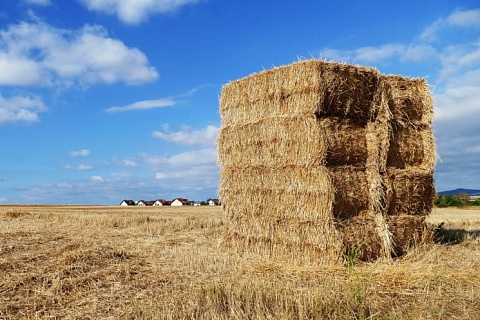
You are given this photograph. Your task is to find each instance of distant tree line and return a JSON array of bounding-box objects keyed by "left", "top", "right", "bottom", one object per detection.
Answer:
[{"left": 435, "top": 193, "right": 480, "bottom": 207}]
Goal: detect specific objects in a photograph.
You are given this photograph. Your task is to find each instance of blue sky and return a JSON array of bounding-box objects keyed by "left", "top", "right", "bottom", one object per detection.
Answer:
[{"left": 0, "top": 0, "right": 479, "bottom": 204}]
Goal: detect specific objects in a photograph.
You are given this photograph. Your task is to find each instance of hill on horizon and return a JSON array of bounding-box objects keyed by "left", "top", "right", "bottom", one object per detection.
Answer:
[{"left": 438, "top": 188, "right": 480, "bottom": 196}]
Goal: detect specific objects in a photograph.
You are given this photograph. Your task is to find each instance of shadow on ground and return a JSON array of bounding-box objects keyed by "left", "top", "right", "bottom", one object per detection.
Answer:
[{"left": 432, "top": 223, "right": 480, "bottom": 244}]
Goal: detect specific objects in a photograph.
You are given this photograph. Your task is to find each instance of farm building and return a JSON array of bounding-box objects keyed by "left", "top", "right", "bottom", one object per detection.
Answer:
[
  {"left": 218, "top": 59, "right": 436, "bottom": 264},
  {"left": 119, "top": 199, "right": 136, "bottom": 206}
]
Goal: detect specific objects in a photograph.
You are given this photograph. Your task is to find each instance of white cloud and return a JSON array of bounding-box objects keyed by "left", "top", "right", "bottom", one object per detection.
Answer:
[
  {"left": 446, "top": 9, "right": 480, "bottom": 28},
  {"left": 153, "top": 124, "right": 219, "bottom": 146},
  {"left": 0, "top": 94, "right": 46, "bottom": 125},
  {"left": 69, "top": 149, "right": 91, "bottom": 157},
  {"left": 322, "top": 43, "right": 438, "bottom": 66},
  {"left": 353, "top": 44, "right": 405, "bottom": 64},
  {"left": 0, "top": 21, "right": 158, "bottom": 87},
  {"left": 420, "top": 9, "right": 480, "bottom": 42},
  {"left": 91, "top": 175, "right": 103, "bottom": 182},
  {"left": 143, "top": 148, "right": 217, "bottom": 168},
  {"left": 105, "top": 98, "right": 176, "bottom": 113},
  {"left": 112, "top": 158, "right": 138, "bottom": 167},
  {"left": 79, "top": 0, "right": 200, "bottom": 24},
  {"left": 63, "top": 164, "right": 94, "bottom": 170}
]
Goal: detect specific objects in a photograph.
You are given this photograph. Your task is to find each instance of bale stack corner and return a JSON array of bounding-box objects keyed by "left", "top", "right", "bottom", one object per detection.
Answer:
[{"left": 218, "top": 60, "right": 436, "bottom": 264}]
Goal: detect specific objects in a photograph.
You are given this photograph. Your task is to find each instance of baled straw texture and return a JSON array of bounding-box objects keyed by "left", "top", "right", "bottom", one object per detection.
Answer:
[
  {"left": 219, "top": 60, "right": 382, "bottom": 126},
  {"left": 218, "top": 115, "right": 327, "bottom": 168},
  {"left": 220, "top": 60, "right": 325, "bottom": 126},
  {"left": 384, "top": 168, "right": 435, "bottom": 216},
  {"left": 387, "top": 126, "right": 436, "bottom": 170},
  {"left": 220, "top": 166, "right": 342, "bottom": 265},
  {"left": 335, "top": 210, "right": 386, "bottom": 261},
  {"left": 383, "top": 76, "right": 434, "bottom": 128},
  {"left": 387, "top": 214, "right": 430, "bottom": 256},
  {"left": 318, "top": 62, "right": 381, "bottom": 123},
  {"left": 329, "top": 166, "right": 385, "bottom": 219},
  {"left": 322, "top": 118, "right": 368, "bottom": 167},
  {"left": 220, "top": 166, "right": 334, "bottom": 222}
]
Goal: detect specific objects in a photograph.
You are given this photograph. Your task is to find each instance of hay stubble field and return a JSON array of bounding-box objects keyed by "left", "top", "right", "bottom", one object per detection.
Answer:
[{"left": 1, "top": 205, "right": 479, "bottom": 319}]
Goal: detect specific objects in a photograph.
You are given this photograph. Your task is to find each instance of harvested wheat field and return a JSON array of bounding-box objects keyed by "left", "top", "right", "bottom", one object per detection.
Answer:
[{"left": 1, "top": 205, "right": 479, "bottom": 319}]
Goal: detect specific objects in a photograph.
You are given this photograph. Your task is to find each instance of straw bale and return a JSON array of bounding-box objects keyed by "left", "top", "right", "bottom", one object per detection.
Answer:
[
  {"left": 383, "top": 76, "right": 434, "bottom": 128},
  {"left": 218, "top": 115, "right": 327, "bottom": 167},
  {"left": 219, "top": 60, "right": 325, "bottom": 126},
  {"left": 219, "top": 60, "right": 381, "bottom": 126},
  {"left": 335, "top": 210, "right": 387, "bottom": 261},
  {"left": 220, "top": 166, "right": 334, "bottom": 222},
  {"left": 329, "top": 166, "right": 385, "bottom": 219},
  {"left": 385, "top": 168, "right": 435, "bottom": 216},
  {"left": 322, "top": 118, "right": 368, "bottom": 167},
  {"left": 387, "top": 215, "right": 431, "bottom": 256},
  {"left": 318, "top": 62, "right": 380, "bottom": 123},
  {"left": 387, "top": 126, "right": 436, "bottom": 170}
]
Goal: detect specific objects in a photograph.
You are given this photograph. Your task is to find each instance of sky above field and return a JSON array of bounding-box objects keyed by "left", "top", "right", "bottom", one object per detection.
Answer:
[{"left": 0, "top": 0, "right": 479, "bottom": 204}]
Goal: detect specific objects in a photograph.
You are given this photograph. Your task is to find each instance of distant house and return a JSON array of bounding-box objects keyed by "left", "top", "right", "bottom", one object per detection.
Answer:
[
  {"left": 208, "top": 199, "right": 220, "bottom": 206},
  {"left": 171, "top": 198, "right": 195, "bottom": 206},
  {"left": 171, "top": 198, "right": 184, "bottom": 206},
  {"left": 154, "top": 199, "right": 171, "bottom": 206},
  {"left": 137, "top": 200, "right": 147, "bottom": 206},
  {"left": 119, "top": 199, "right": 136, "bottom": 206},
  {"left": 137, "top": 200, "right": 154, "bottom": 206}
]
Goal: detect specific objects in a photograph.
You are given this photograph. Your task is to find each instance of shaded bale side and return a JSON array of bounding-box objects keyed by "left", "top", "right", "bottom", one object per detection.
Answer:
[
  {"left": 387, "top": 126, "right": 436, "bottom": 170},
  {"left": 384, "top": 168, "right": 436, "bottom": 216},
  {"left": 219, "top": 60, "right": 381, "bottom": 126},
  {"left": 383, "top": 76, "right": 434, "bottom": 128},
  {"left": 218, "top": 115, "right": 327, "bottom": 168},
  {"left": 318, "top": 62, "right": 380, "bottom": 123},
  {"left": 387, "top": 215, "right": 431, "bottom": 257},
  {"left": 335, "top": 210, "right": 388, "bottom": 261},
  {"left": 329, "top": 166, "right": 385, "bottom": 220},
  {"left": 322, "top": 118, "right": 368, "bottom": 167}
]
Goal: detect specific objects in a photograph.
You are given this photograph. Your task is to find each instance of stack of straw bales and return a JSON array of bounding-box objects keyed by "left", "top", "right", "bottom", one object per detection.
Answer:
[{"left": 218, "top": 60, "right": 435, "bottom": 264}]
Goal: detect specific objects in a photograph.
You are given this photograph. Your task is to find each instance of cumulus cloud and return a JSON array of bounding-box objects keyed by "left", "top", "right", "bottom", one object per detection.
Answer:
[
  {"left": 63, "top": 164, "right": 94, "bottom": 170},
  {"left": 143, "top": 148, "right": 219, "bottom": 196},
  {"left": 421, "top": 8, "right": 480, "bottom": 42},
  {"left": 69, "top": 149, "right": 91, "bottom": 157},
  {"left": 0, "top": 20, "right": 158, "bottom": 87},
  {"left": 91, "top": 175, "right": 103, "bottom": 182},
  {"left": 153, "top": 124, "right": 219, "bottom": 146},
  {"left": 79, "top": 0, "right": 200, "bottom": 24},
  {"left": 0, "top": 94, "right": 46, "bottom": 125},
  {"left": 105, "top": 98, "right": 176, "bottom": 113}
]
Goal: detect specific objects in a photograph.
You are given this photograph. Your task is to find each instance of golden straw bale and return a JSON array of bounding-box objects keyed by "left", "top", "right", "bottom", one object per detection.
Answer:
[
  {"left": 387, "top": 215, "right": 431, "bottom": 256},
  {"left": 384, "top": 168, "right": 435, "bottom": 216},
  {"left": 220, "top": 166, "right": 334, "bottom": 221},
  {"left": 335, "top": 210, "right": 388, "bottom": 261},
  {"left": 322, "top": 118, "right": 368, "bottom": 167},
  {"left": 219, "top": 60, "right": 325, "bottom": 126},
  {"left": 318, "top": 63, "right": 380, "bottom": 123},
  {"left": 219, "top": 60, "right": 382, "bottom": 126},
  {"left": 387, "top": 126, "right": 436, "bottom": 170},
  {"left": 383, "top": 76, "right": 434, "bottom": 128},
  {"left": 223, "top": 205, "right": 343, "bottom": 265},
  {"left": 329, "top": 166, "right": 385, "bottom": 220},
  {"left": 218, "top": 115, "right": 327, "bottom": 167}
]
